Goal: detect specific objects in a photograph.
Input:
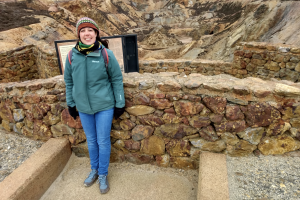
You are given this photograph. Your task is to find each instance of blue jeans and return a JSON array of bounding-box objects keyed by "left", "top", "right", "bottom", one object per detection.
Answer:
[{"left": 79, "top": 108, "right": 114, "bottom": 175}]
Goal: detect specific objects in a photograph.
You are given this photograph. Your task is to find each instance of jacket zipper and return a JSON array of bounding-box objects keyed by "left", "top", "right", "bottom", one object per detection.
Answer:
[{"left": 85, "top": 55, "right": 93, "bottom": 113}]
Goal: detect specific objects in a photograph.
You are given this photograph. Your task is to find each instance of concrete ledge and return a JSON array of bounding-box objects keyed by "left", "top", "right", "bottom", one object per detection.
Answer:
[
  {"left": 0, "top": 138, "right": 71, "bottom": 200},
  {"left": 198, "top": 152, "right": 229, "bottom": 200}
]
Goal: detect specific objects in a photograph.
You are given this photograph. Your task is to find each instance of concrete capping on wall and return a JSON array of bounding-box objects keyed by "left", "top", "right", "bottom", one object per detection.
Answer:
[
  {"left": 0, "top": 138, "right": 71, "bottom": 200},
  {"left": 0, "top": 45, "right": 60, "bottom": 83},
  {"left": 0, "top": 73, "right": 300, "bottom": 169},
  {"left": 139, "top": 42, "right": 300, "bottom": 82}
]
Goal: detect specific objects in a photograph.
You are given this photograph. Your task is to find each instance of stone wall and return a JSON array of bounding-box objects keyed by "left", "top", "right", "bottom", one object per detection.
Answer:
[
  {"left": 0, "top": 45, "right": 60, "bottom": 83},
  {"left": 233, "top": 42, "right": 300, "bottom": 82},
  {"left": 0, "top": 72, "right": 300, "bottom": 169},
  {"left": 139, "top": 42, "right": 300, "bottom": 82},
  {"left": 0, "top": 45, "right": 39, "bottom": 83},
  {"left": 34, "top": 46, "right": 61, "bottom": 79},
  {"left": 3, "top": 41, "right": 300, "bottom": 84},
  {"left": 139, "top": 59, "right": 232, "bottom": 76}
]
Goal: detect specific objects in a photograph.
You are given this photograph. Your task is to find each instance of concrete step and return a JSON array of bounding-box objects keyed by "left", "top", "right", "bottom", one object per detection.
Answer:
[
  {"left": 198, "top": 152, "right": 230, "bottom": 200},
  {"left": 0, "top": 138, "right": 71, "bottom": 200}
]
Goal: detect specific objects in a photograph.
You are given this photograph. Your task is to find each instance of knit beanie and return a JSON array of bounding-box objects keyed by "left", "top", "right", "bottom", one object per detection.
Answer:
[{"left": 76, "top": 17, "right": 100, "bottom": 37}]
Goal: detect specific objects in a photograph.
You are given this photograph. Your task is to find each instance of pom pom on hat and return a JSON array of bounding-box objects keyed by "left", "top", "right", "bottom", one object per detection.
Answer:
[{"left": 76, "top": 17, "right": 100, "bottom": 37}]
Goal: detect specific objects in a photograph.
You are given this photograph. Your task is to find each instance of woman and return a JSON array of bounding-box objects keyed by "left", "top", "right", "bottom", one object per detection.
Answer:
[{"left": 64, "top": 17, "right": 125, "bottom": 194}]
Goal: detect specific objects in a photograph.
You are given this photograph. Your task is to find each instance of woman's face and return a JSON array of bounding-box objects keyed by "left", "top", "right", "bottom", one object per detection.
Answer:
[{"left": 79, "top": 27, "right": 97, "bottom": 45}]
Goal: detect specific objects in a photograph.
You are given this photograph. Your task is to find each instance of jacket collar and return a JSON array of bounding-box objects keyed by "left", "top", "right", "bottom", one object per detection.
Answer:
[{"left": 72, "top": 47, "right": 100, "bottom": 57}]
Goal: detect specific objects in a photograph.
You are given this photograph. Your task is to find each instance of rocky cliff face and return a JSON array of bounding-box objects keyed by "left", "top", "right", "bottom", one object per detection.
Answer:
[{"left": 1, "top": 0, "right": 300, "bottom": 61}]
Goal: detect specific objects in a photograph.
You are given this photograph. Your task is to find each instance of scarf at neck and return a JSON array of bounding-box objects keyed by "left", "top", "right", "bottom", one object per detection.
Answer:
[{"left": 75, "top": 40, "right": 102, "bottom": 55}]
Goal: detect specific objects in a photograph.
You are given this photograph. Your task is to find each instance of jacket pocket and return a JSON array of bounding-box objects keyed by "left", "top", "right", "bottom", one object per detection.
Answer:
[{"left": 90, "top": 83, "right": 112, "bottom": 108}]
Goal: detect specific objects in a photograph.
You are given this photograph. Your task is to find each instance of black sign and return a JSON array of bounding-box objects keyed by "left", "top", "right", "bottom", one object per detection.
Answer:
[{"left": 54, "top": 34, "right": 139, "bottom": 74}]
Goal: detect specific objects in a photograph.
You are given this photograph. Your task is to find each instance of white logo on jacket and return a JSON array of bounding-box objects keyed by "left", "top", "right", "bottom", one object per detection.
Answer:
[{"left": 92, "top": 60, "right": 100, "bottom": 63}]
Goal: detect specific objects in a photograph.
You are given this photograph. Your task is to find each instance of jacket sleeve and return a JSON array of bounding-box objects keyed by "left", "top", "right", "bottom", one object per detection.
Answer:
[
  {"left": 107, "top": 50, "right": 125, "bottom": 108},
  {"left": 64, "top": 54, "right": 76, "bottom": 107}
]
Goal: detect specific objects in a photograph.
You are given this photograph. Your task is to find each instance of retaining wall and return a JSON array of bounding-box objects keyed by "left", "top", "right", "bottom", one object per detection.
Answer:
[
  {"left": 2, "top": 42, "right": 300, "bottom": 83},
  {"left": 0, "top": 45, "right": 60, "bottom": 83},
  {"left": 0, "top": 72, "right": 299, "bottom": 169},
  {"left": 139, "top": 42, "right": 300, "bottom": 82}
]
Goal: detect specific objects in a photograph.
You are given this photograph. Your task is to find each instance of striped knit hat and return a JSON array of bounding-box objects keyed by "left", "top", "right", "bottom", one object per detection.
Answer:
[{"left": 76, "top": 17, "right": 100, "bottom": 37}]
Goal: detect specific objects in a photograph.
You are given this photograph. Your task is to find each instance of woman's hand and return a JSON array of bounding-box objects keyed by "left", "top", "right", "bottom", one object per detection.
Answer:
[
  {"left": 114, "top": 107, "right": 125, "bottom": 119},
  {"left": 68, "top": 106, "right": 79, "bottom": 120}
]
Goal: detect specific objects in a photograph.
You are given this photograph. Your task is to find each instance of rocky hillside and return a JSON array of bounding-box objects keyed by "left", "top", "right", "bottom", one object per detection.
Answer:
[{"left": 1, "top": 0, "right": 300, "bottom": 61}]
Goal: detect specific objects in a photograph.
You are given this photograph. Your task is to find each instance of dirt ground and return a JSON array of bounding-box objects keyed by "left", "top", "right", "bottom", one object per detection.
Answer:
[
  {"left": 0, "top": 1, "right": 50, "bottom": 32},
  {"left": 41, "top": 154, "right": 199, "bottom": 200}
]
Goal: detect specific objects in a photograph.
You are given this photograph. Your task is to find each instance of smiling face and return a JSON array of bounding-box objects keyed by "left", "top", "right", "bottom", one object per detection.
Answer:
[{"left": 79, "top": 27, "right": 97, "bottom": 45}]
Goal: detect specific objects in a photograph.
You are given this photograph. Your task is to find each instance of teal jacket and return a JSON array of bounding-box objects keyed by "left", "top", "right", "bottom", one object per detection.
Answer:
[{"left": 64, "top": 47, "right": 125, "bottom": 114}]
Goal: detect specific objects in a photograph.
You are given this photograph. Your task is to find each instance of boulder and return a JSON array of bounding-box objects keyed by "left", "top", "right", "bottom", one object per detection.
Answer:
[
  {"left": 43, "top": 112, "right": 60, "bottom": 125},
  {"left": 210, "top": 114, "right": 224, "bottom": 124},
  {"left": 140, "top": 135, "right": 165, "bottom": 155},
  {"left": 226, "top": 140, "right": 257, "bottom": 156},
  {"left": 51, "top": 123, "right": 75, "bottom": 137},
  {"left": 150, "top": 99, "right": 173, "bottom": 109},
  {"left": 33, "top": 120, "right": 52, "bottom": 140},
  {"left": 110, "top": 130, "right": 131, "bottom": 140},
  {"left": 131, "top": 125, "right": 154, "bottom": 141},
  {"left": 120, "top": 119, "right": 136, "bottom": 131},
  {"left": 166, "top": 140, "right": 190, "bottom": 157},
  {"left": 189, "top": 138, "right": 226, "bottom": 152},
  {"left": 291, "top": 118, "right": 300, "bottom": 128},
  {"left": 0, "top": 104, "right": 14, "bottom": 123},
  {"left": 22, "top": 126, "right": 33, "bottom": 137},
  {"left": 241, "top": 102, "right": 280, "bottom": 127},
  {"left": 258, "top": 135, "right": 300, "bottom": 155},
  {"left": 174, "top": 100, "right": 204, "bottom": 116},
  {"left": 2, "top": 120, "right": 13, "bottom": 131},
  {"left": 225, "top": 105, "right": 244, "bottom": 121},
  {"left": 124, "top": 153, "right": 155, "bottom": 165},
  {"left": 125, "top": 105, "right": 156, "bottom": 116},
  {"left": 214, "top": 120, "right": 246, "bottom": 133},
  {"left": 162, "top": 113, "right": 182, "bottom": 124},
  {"left": 61, "top": 109, "right": 82, "bottom": 129},
  {"left": 156, "top": 154, "right": 170, "bottom": 167},
  {"left": 282, "top": 103, "right": 300, "bottom": 119},
  {"left": 110, "top": 147, "right": 125, "bottom": 163},
  {"left": 199, "top": 125, "right": 219, "bottom": 142},
  {"left": 188, "top": 116, "right": 211, "bottom": 128},
  {"left": 221, "top": 132, "right": 239, "bottom": 145},
  {"left": 124, "top": 140, "right": 141, "bottom": 151},
  {"left": 155, "top": 123, "right": 198, "bottom": 139},
  {"left": 202, "top": 96, "right": 227, "bottom": 114},
  {"left": 157, "top": 79, "right": 182, "bottom": 92},
  {"left": 133, "top": 93, "right": 150, "bottom": 105},
  {"left": 237, "top": 127, "right": 265, "bottom": 145},
  {"left": 170, "top": 157, "right": 195, "bottom": 169},
  {"left": 13, "top": 109, "right": 25, "bottom": 122},
  {"left": 137, "top": 114, "right": 164, "bottom": 126},
  {"left": 266, "top": 120, "right": 290, "bottom": 136},
  {"left": 32, "top": 103, "right": 51, "bottom": 119},
  {"left": 68, "top": 129, "right": 86, "bottom": 145}
]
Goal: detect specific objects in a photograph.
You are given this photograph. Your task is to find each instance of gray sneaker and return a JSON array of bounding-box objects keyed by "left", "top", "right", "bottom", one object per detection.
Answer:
[
  {"left": 84, "top": 169, "right": 98, "bottom": 187},
  {"left": 98, "top": 175, "right": 110, "bottom": 194}
]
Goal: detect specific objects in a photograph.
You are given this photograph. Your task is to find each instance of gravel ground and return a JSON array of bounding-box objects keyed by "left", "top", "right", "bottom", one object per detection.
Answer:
[
  {"left": 0, "top": 129, "right": 44, "bottom": 182},
  {"left": 227, "top": 154, "right": 300, "bottom": 200}
]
